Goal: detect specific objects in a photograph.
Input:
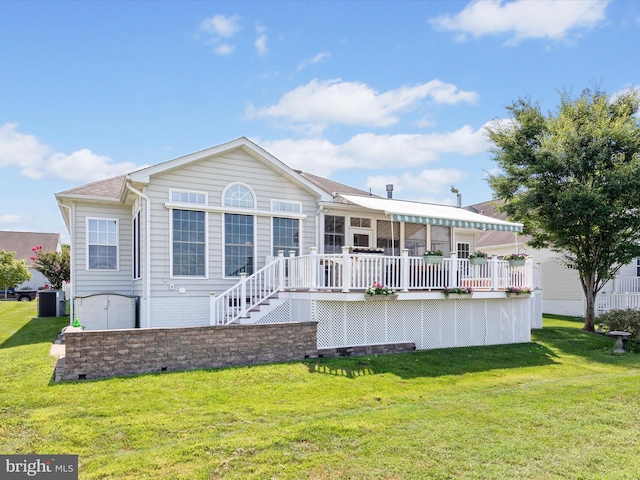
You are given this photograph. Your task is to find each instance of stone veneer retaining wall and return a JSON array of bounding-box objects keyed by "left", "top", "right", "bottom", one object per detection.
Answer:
[{"left": 62, "top": 322, "right": 318, "bottom": 381}]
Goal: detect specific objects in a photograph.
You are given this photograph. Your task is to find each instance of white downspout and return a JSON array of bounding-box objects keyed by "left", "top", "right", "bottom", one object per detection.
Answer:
[
  {"left": 57, "top": 201, "right": 74, "bottom": 325},
  {"left": 126, "top": 182, "right": 151, "bottom": 328}
]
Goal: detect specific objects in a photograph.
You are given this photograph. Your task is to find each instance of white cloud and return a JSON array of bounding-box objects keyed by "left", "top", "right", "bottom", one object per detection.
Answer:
[
  {"left": 431, "top": 0, "right": 610, "bottom": 44},
  {"left": 252, "top": 79, "right": 478, "bottom": 132},
  {"left": 214, "top": 43, "right": 236, "bottom": 56},
  {"left": 366, "top": 169, "right": 468, "bottom": 200},
  {"left": 255, "top": 26, "right": 267, "bottom": 55},
  {"left": 0, "top": 123, "right": 50, "bottom": 178},
  {"left": 297, "top": 52, "right": 331, "bottom": 71},
  {"left": 0, "top": 123, "right": 138, "bottom": 183},
  {"left": 0, "top": 214, "right": 25, "bottom": 224},
  {"left": 261, "top": 126, "right": 488, "bottom": 176},
  {"left": 200, "top": 14, "right": 240, "bottom": 37},
  {"left": 46, "top": 149, "right": 137, "bottom": 183},
  {"left": 199, "top": 14, "right": 241, "bottom": 55}
]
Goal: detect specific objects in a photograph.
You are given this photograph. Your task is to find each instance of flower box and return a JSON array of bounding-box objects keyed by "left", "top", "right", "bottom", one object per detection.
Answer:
[
  {"left": 508, "top": 258, "right": 525, "bottom": 267},
  {"left": 424, "top": 255, "right": 443, "bottom": 264},
  {"left": 364, "top": 294, "right": 399, "bottom": 301},
  {"left": 469, "top": 257, "right": 487, "bottom": 265},
  {"left": 507, "top": 293, "right": 531, "bottom": 299},
  {"left": 444, "top": 293, "right": 472, "bottom": 299}
]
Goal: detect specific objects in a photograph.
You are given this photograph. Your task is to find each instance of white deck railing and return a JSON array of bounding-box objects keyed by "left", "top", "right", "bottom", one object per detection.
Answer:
[
  {"left": 610, "top": 277, "right": 640, "bottom": 293},
  {"left": 597, "top": 293, "right": 640, "bottom": 313},
  {"left": 210, "top": 258, "right": 282, "bottom": 325},
  {"left": 211, "top": 248, "right": 535, "bottom": 325}
]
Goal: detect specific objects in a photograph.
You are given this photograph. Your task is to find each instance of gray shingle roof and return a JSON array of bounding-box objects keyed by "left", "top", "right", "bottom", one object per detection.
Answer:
[
  {"left": 56, "top": 175, "right": 126, "bottom": 199},
  {"left": 300, "top": 172, "right": 377, "bottom": 201},
  {"left": 0, "top": 231, "right": 61, "bottom": 265}
]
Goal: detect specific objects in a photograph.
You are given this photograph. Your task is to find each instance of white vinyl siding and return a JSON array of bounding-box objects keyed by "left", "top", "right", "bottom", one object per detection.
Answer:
[
  {"left": 87, "top": 218, "right": 119, "bottom": 270},
  {"left": 143, "top": 149, "right": 319, "bottom": 307},
  {"left": 75, "top": 204, "right": 132, "bottom": 297}
]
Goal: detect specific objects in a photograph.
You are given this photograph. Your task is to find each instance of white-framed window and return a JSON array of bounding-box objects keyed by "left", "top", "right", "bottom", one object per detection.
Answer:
[
  {"left": 457, "top": 242, "right": 470, "bottom": 259},
  {"left": 132, "top": 209, "right": 141, "bottom": 279},
  {"left": 87, "top": 218, "right": 118, "bottom": 270},
  {"left": 350, "top": 217, "right": 372, "bottom": 228},
  {"left": 170, "top": 189, "right": 207, "bottom": 205},
  {"left": 172, "top": 209, "right": 207, "bottom": 277},
  {"left": 223, "top": 184, "right": 255, "bottom": 208},
  {"left": 273, "top": 217, "right": 300, "bottom": 256},
  {"left": 324, "top": 215, "right": 345, "bottom": 254},
  {"left": 271, "top": 200, "right": 301, "bottom": 213},
  {"left": 224, "top": 213, "right": 255, "bottom": 277}
]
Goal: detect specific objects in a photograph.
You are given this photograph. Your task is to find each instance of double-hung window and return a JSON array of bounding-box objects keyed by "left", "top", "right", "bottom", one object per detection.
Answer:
[
  {"left": 88, "top": 218, "right": 118, "bottom": 270},
  {"left": 171, "top": 190, "right": 207, "bottom": 277},
  {"left": 224, "top": 184, "right": 256, "bottom": 277},
  {"left": 272, "top": 201, "right": 300, "bottom": 256}
]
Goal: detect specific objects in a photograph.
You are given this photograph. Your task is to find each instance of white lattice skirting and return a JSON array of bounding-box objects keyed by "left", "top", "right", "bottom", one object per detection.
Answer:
[{"left": 311, "top": 298, "right": 532, "bottom": 350}]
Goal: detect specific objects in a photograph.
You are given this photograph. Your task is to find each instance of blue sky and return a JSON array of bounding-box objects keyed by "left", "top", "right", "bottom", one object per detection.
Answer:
[{"left": 1, "top": 0, "right": 638, "bottom": 242}]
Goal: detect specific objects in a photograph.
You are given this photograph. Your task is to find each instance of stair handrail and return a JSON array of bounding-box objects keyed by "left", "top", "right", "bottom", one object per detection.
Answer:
[{"left": 210, "top": 252, "right": 284, "bottom": 325}]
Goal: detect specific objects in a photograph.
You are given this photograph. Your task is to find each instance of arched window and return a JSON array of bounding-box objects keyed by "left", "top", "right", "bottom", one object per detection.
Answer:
[{"left": 224, "top": 184, "right": 255, "bottom": 208}]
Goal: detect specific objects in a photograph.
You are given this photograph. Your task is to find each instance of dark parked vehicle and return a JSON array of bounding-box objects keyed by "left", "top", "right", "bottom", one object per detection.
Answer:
[{"left": 0, "top": 287, "right": 38, "bottom": 302}]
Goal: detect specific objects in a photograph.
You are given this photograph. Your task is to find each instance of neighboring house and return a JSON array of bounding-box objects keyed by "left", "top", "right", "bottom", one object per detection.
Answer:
[
  {"left": 0, "top": 231, "right": 61, "bottom": 289},
  {"left": 56, "top": 137, "right": 537, "bottom": 351},
  {"left": 470, "top": 200, "right": 640, "bottom": 316}
]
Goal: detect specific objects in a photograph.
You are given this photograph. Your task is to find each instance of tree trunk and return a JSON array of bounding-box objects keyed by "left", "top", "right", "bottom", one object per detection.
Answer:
[{"left": 581, "top": 272, "right": 597, "bottom": 331}]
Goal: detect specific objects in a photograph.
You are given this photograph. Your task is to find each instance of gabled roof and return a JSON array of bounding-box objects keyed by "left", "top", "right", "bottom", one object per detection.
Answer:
[
  {"left": 0, "top": 231, "right": 61, "bottom": 266},
  {"left": 300, "top": 172, "right": 375, "bottom": 202},
  {"left": 338, "top": 195, "right": 523, "bottom": 232},
  {"left": 468, "top": 200, "right": 532, "bottom": 246},
  {"left": 56, "top": 137, "right": 334, "bottom": 204},
  {"left": 127, "top": 137, "right": 333, "bottom": 201},
  {"left": 56, "top": 175, "right": 127, "bottom": 201}
]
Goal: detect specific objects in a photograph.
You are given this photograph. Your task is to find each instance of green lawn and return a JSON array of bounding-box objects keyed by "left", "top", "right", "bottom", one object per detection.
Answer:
[{"left": 1, "top": 303, "right": 639, "bottom": 479}]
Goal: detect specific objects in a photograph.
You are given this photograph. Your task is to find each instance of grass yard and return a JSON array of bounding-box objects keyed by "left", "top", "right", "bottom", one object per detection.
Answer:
[{"left": 1, "top": 303, "right": 640, "bottom": 479}]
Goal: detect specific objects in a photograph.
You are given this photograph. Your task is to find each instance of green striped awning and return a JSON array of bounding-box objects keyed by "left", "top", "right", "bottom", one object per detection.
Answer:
[
  {"left": 338, "top": 194, "right": 523, "bottom": 233},
  {"left": 390, "top": 214, "right": 522, "bottom": 232}
]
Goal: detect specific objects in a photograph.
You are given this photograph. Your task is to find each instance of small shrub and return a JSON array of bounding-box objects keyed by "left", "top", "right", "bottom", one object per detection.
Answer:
[{"left": 597, "top": 308, "right": 640, "bottom": 340}]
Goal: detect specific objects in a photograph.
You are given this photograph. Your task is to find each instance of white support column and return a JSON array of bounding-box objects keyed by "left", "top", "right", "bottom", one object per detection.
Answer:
[
  {"left": 526, "top": 258, "right": 534, "bottom": 289},
  {"left": 401, "top": 248, "right": 409, "bottom": 292},
  {"left": 490, "top": 255, "right": 499, "bottom": 291},
  {"left": 309, "top": 247, "right": 318, "bottom": 292},
  {"left": 450, "top": 251, "right": 459, "bottom": 288},
  {"left": 341, "top": 245, "right": 351, "bottom": 293},
  {"left": 277, "top": 250, "right": 285, "bottom": 291},
  {"left": 240, "top": 272, "right": 248, "bottom": 317},
  {"left": 209, "top": 292, "right": 217, "bottom": 325}
]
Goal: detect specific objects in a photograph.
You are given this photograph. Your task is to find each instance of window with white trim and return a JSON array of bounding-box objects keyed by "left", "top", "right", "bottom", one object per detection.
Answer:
[
  {"left": 224, "top": 184, "right": 254, "bottom": 208},
  {"left": 170, "top": 190, "right": 206, "bottom": 205},
  {"left": 133, "top": 210, "right": 141, "bottom": 279},
  {"left": 88, "top": 218, "right": 118, "bottom": 270},
  {"left": 172, "top": 209, "right": 206, "bottom": 277},
  {"left": 273, "top": 217, "right": 299, "bottom": 256},
  {"left": 272, "top": 200, "right": 301, "bottom": 213},
  {"left": 457, "top": 242, "right": 470, "bottom": 259},
  {"left": 225, "top": 214, "right": 254, "bottom": 276}
]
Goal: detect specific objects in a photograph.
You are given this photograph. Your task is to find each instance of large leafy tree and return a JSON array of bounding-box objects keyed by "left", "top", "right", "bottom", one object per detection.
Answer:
[
  {"left": 487, "top": 88, "right": 640, "bottom": 331},
  {"left": 0, "top": 250, "right": 32, "bottom": 299}
]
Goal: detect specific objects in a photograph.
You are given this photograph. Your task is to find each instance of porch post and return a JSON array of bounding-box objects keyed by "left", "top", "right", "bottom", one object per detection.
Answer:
[
  {"left": 401, "top": 248, "right": 409, "bottom": 292},
  {"left": 240, "top": 272, "right": 248, "bottom": 317},
  {"left": 525, "top": 257, "right": 533, "bottom": 289},
  {"left": 209, "top": 292, "right": 217, "bottom": 325},
  {"left": 450, "top": 251, "right": 458, "bottom": 288},
  {"left": 277, "top": 250, "right": 285, "bottom": 291},
  {"left": 490, "top": 255, "right": 499, "bottom": 291},
  {"left": 341, "top": 245, "right": 351, "bottom": 293},
  {"left": 309, "top": 247, "right": 318, "bottom": 292}
]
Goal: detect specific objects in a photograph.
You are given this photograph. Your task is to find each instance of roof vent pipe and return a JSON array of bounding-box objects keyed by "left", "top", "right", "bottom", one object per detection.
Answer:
[
  {"left": 451, "top": 185, "right": 461, "bottom": 208},
  {"left": 386, "top": 184, "right": 394, "bottom": 199}
]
